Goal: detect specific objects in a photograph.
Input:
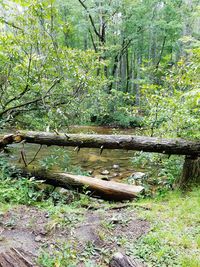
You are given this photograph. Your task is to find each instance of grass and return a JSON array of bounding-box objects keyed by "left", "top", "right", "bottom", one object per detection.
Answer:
[
  {"left": 129, "top": 188, "right": 200, "bottom": 267},
  {"left": 0, "top": 155, "right": 200, "bottom": 266}
]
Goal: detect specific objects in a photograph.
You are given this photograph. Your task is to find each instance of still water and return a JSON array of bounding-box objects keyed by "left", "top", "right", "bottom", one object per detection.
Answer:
[{"left": 2, "top": 126, "right": 147, "bottom": 181}]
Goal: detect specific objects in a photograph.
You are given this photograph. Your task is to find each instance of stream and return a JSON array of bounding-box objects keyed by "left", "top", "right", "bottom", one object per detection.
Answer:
[{"left": 1, "top": 126, "right": 149, "bottom": 184}]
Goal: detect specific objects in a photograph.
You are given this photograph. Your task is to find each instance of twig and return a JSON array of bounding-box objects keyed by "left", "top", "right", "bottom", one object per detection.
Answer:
[
  {"left": 21, "top": 150, "right": 27, "bottom": 167},
  {"left": 28, "top": 145, "right": 43, "bottom": 165}
]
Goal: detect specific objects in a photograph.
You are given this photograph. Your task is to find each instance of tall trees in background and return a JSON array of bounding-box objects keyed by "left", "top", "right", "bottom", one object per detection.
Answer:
[
  {"left": 0, "top": 0, "right": 105, "bottom": 128},
  {"left": 0, "top": 0, "right": 199, "bottom": 137}
]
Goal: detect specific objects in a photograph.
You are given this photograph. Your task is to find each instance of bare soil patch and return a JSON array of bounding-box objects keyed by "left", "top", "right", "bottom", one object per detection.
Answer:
[{"left": 0, "top": 205, "right": 149, "bottom": 266}]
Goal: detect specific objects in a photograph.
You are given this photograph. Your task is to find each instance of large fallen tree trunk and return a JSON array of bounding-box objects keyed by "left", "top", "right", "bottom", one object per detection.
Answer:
[
  {"left": 16, "top": 131, "right": 200, "bottom": 156},
  {"left": 1, "top": 131, "right": 200, "bottom": 156},
  {"left": 22, "top": 168, "right": 144, "bottom": 200}
]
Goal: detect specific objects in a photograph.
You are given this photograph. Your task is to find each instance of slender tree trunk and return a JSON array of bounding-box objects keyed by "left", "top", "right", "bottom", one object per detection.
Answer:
[
  {"left": 130, "top": 50, "right": 134, "bottom": 94},
  {"left": 136, "top": 53, "right": 141, "bottom": 106},
  {"left": 120, "top": 52, "right": 127, "bottom": 91},
  {"left": 132, "top": 50, "right": 137, "bottom": 96},
  {"left": 125, "top": 48, "right": 129, "bottom": 93},
  {"left": 151, "top": 29, "right": 156, "bottom": 65}
]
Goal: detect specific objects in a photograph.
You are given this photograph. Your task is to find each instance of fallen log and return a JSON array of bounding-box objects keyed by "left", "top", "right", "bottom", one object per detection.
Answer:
[
  {"left": 1, "top": 131, "right": 200, "bottom": 188},
  {"left": 22, "top": 168, "right": 144, "bottom": 200},
  {"left": 0, "top": 248, "right": 35, "bottom": 267},
  {"left": 1, "top": 131, "right": 200, "bottom": 156},
  {"left": 17, "top": 131, "right": 200, "bottom": 156}
]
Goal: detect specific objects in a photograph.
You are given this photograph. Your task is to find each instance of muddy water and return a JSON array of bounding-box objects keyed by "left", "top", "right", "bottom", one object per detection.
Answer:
[{"left": 2, "top": 126, "right": 147, "bottom": 181}]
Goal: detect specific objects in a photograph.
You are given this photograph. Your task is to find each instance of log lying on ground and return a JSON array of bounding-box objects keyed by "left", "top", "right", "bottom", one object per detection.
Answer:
[
  {"left": 22, "top": 168, "right": 144, "bottom": 200},
  {"left": 17, "top": 131, "right": 200, "bottom": 156}
]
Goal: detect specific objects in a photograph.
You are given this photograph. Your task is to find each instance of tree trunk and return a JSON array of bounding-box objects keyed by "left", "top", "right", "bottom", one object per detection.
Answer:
[
  {"left": 177, "top": 156, "right": 200, "bottom": 189},
  {"left": 14, "top": 131, "right": 200, "bottom": 156},
  {"left": 109, "top": 252, "right": 145, "bottom": 267},
  {"left": 22, "top": 168, "right": 144, "bottom": 200}
]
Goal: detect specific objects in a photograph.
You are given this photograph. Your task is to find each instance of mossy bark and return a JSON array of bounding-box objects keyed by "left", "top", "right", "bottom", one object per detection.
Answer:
[{"left": 18, "top": 131, "right": 200, "bottom": 156}]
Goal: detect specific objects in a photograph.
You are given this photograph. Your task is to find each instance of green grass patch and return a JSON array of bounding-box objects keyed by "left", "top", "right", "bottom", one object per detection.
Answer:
[{"left": 129, "top": 188, "right": 200, "bottom": 267}]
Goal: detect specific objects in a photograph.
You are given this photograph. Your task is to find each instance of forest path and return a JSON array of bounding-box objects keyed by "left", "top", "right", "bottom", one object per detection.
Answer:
[{"left": 0, "top": 204, "right": 149, "bottom": 266}]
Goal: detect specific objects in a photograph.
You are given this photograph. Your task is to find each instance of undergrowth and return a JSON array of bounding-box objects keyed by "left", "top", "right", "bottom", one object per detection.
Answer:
[
  {"left": 0, "top": 154, "right": 199, "bottom": 266},
  {"left": 0, "top": 155, "right": 91, "bottom": 208},
  {"left": 131, "top": 152, "right": 184, "bottom": 197}
]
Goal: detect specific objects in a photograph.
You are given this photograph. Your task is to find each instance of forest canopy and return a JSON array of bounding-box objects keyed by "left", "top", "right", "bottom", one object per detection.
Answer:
[{"left": 0, "top": 0, "right": 200, "bottom": 138}]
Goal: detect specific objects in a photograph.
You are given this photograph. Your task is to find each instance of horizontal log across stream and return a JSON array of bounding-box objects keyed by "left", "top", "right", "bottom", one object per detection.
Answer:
[
  {"left": 1, "top": 131, "right": 199, "bottom": 189},
  {"left": 10, "top": 131, "right": 200, "bottom": 156}
]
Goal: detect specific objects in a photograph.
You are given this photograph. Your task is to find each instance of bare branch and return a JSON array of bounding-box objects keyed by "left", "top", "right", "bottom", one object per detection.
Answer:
[
  {"left": 89, "top": 28, "right": 97, "bottom": 52},
  {"left": 28, "top": 145, "right": 43, "bottom": 165},
  {"left": 0, "top": 17, "right": 24, "bottom": 31},
  {"left": 78, "top": 0, "right": 100, "bottom": 38},
  {"left": 0, "top": 78, "right": 62, "bottom": 118}
]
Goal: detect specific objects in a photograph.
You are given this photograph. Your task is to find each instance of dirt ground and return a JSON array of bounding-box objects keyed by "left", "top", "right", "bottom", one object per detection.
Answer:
[{"left": 0, "top": 205, "right": 149, "bottom": 266}]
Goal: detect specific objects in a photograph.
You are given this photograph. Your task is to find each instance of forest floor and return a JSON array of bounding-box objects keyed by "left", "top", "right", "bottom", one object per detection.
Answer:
[
  {"left": 0, "top": 187, "right": 199, "bottom": 267},
  {"left": 0, "top": 153, "right": 199, "bottom": 266},
  {"left": 0, "top": 201, "right": 149, "bottom": 266}
]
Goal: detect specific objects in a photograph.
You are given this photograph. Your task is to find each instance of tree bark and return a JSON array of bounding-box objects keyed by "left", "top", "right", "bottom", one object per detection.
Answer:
[
  {"left": 177, "top": 156, "right": 200, "bottom": 189},
  {"left": 109, "top": 252, "right": 145, "bottom": 267},
  {"left": 14, "top": 131, "right": 200, "bottom": 156},
  {"left": 22, "top": 168, "right": 144, "bottom": 200},
  {"left": 0, "top": 134, "right": 23, "bottom": 150},
  {"left": 0, "top": 248, "right": 35, "bottom": 267}
]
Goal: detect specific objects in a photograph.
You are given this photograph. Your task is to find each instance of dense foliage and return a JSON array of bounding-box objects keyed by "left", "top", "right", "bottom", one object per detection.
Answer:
[{"left": 0, "top": 0, "right": 199, "bottom": 138}]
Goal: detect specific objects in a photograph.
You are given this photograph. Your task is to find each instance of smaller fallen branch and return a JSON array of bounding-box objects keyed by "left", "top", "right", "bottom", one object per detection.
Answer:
[
  {"left": 28, "top": 144, "right": 43, "bottom": 165},
  {"left": 22, "top": 168, "right": 144, "bottom": 200}
]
